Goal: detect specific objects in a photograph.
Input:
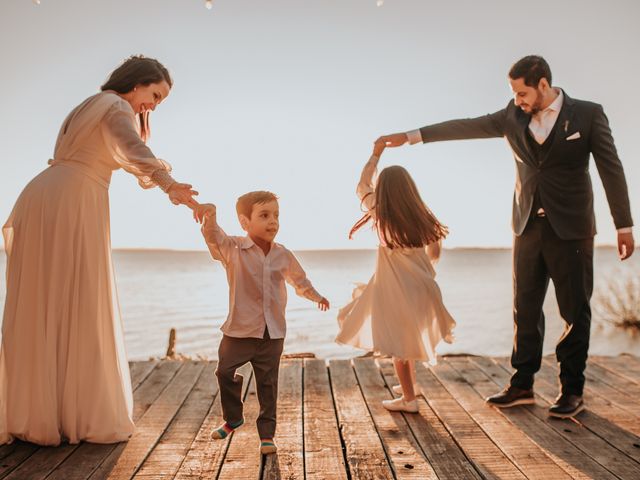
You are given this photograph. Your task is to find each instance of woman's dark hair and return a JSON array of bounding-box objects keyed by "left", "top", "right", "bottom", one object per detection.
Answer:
[
  {"left": 101, "top": 55, "right": 172, "bottom": 141},
  {"left": 508, "top": 55, "right": 552, "bottom": 88},
  {"left": 349, "top": 165, "right": 448, "bottom": 249}
]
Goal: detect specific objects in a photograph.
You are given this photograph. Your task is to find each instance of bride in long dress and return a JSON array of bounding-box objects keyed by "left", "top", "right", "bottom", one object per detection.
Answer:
[{"left": 0, "top": 55, "right": 197, "bottom": 446}]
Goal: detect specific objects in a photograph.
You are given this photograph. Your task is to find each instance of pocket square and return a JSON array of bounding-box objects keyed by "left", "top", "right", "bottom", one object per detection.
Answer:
[{"left": 566, "top": 131, "right": 581, "bottom": 141}]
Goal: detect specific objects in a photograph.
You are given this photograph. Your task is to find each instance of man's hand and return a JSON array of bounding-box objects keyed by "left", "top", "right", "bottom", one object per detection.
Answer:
[
  {"left": 168, "top": 182, "right": 199, "bottom": 207},
  {"left": 618, "top": 231, "right": 635, "bottom": 260},
  {"left": 376, "top": 132, "right": 409, "bottom": 148},
  {"left": 193, "top": 203, "right": 217, "bottom": 224},
  {"left": 318, "top": 297, "right": 330, "bottom": 311}
]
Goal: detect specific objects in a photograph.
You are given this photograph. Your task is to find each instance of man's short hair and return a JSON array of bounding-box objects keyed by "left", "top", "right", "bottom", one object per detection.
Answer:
[
  {"left": 509, "top": 55, "right": 552, "bottom": 88},
  {"left": 236, "top": 191, "right": 278, "bottom": 219}
]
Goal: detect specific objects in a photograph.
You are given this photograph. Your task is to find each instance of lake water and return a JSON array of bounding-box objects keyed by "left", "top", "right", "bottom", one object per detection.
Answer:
[{"left": 0, "top": 247, "right": 638, "bottom": 360}]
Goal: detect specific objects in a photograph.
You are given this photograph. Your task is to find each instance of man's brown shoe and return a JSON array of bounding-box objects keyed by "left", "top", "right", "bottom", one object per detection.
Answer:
[
  {"left": 548, "top": 394, "right": 584, "bottom": 418},
  {"left": 485, "top": 385, "right": 535, "bottom": 408}
]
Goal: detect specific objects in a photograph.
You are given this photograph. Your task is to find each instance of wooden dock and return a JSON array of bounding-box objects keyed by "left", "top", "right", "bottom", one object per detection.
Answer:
[{"left": 1, "top": 354, "right": 639, "bottom": 479}]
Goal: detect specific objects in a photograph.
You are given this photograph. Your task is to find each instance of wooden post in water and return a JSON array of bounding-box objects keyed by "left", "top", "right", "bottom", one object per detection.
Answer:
[{"left": 166, "top": 328, "right": 176, "bottom": 358}]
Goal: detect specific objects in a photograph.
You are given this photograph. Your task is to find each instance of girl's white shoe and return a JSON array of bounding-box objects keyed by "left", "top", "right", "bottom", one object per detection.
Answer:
[
  {"left": 382, "top": 397, "right": 419, "bottom": 413},
  {"left": 392, "top": 384, "right": 422, "bottom": 396}
]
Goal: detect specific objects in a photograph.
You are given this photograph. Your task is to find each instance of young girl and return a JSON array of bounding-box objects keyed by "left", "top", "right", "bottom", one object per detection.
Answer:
[{"left": 336, "top": 140, "right": 455, "bottom": 413}]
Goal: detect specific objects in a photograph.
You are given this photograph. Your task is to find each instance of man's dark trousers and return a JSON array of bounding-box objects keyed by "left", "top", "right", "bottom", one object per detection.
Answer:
[{"left": 510, "top": 214, "right": 594, "bottom": 395}]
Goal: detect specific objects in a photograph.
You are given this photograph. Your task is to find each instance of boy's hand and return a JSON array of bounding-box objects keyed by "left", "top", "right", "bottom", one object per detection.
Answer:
[
  {"left": 193, "top": 203, "right": 217, "bottom": 224},
  {"left": 318, "top": 297, "right": 330, "bottom": 311}
]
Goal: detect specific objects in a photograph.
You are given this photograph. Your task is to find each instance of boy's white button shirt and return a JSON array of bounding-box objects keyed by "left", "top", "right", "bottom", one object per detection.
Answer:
[{"left": 202, "top": 219, "right": 323, "bottom": 339}]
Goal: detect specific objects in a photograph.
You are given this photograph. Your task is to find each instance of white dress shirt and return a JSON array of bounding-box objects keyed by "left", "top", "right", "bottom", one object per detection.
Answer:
[
  {"left": 202, "top": 220, "right": 323, "bottom": 339},
  {"left": 528, "top": 88, "right": 563, "bottom": 144}
]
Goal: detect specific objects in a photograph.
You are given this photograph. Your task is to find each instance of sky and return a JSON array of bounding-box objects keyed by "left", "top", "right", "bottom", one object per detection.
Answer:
[{"left": 1, "top": 0, "right": 638, "bottom": 250}]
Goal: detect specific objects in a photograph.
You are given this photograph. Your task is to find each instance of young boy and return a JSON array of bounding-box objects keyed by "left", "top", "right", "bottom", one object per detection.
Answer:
[{"left": 193, "top": 191, "right": 329, "bottom": 454}]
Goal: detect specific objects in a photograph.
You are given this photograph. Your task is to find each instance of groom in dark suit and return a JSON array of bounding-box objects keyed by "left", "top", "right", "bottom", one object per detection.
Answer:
[{"left": 378, "top": 55, "right": 634, "bottom": 418}]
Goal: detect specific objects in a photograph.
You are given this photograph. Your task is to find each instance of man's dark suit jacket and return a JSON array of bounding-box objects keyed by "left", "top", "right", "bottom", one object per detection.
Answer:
[{"left": 418, "top": 91, "right": 633, "bottom": 239}]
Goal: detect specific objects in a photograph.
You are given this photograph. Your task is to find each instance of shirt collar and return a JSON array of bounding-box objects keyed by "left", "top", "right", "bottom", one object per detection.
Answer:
[
  {"left": 544, "top": 88, "right": 564, "bottom": 113},
  {"left": 240, "top": 235, "right": 278, "bottom": 251},
  {"left": 240, "top": 236, "right": 256, "bottom": 249}
]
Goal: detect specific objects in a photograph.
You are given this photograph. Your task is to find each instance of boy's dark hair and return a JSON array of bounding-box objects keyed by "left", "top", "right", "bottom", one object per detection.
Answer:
[
  {"left": 236, "top": 191, "right": 278, "bottom": 219},
  {"left": 509, "top": 55, "right": 552, "bottom": 88}
]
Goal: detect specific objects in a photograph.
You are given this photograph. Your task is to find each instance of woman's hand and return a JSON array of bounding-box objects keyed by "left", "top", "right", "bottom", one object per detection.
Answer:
[
  {"left": 193, "top": 203, "right": 217, "bottom": 224},
  {"left": 318, "top": 297, "right": 330, "bottom": 311},
  {"left": 168, "top": 182, "right": 199, "bottom": 207}
]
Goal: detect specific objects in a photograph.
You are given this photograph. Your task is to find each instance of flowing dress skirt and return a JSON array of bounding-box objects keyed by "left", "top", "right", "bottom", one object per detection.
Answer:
[
  {"left": 0, "top": 163, "right": 134, "bottom": 445},
  {"left": 336, "top": 246, "right": 455, "bottom": 364}
]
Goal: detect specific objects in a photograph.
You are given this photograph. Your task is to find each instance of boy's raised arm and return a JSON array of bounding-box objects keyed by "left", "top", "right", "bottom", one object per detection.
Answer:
[{"left": 194, "top": 203, "right": 234, "bottom": 265}]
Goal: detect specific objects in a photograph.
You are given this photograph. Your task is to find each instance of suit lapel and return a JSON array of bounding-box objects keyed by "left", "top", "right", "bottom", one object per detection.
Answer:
[
  {"left": 514, "top": 107, "right": 536, "bottom": 165},
  {"left": 542, "top": 89, "right": 576, "bottom": 164}
]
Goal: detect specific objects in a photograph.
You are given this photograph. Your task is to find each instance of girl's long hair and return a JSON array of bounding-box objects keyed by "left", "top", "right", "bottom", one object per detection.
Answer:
[
  {"left": 100, "top": 55, "right": 172, "bottom": 142},
  {"left": 349, "top": 165, "right": 448, "bottom": 248}
]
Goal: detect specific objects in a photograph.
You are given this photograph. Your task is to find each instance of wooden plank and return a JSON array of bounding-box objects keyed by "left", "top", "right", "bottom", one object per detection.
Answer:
[
  {"left": 352, "top": 358, "right": 438, "bottom": 479},
  {"left": 460, "top": 356, "right": 618, "bottom": 480},
  {"left": 2, "top": 361, "right": 162, "bottom": 480},
  {"left": 586, "top": 361, "right": 640, "bottom": 402},
  {"left": 3, "top": 445, "right": 77, "bottom": 480},
  {"left": 91, "top": 361, "right": 206, "bottom": 479},
  {"left": 328, "top": 359, "right": 393, "bottom": 479},
  {"left": 0, "top": 442, "right": 39, "bottom": 479},
  {"left": 535, "top": 358, "right": 640, "bottom": 434},
  {"left": 431, "top": 358, "right": 572, "bottom": 480},
  {"left": 217, "top": 375, "right": 262, "bottom": 479},
  {"left": 539, "top": 357, "right": 640, "bottom": 418},
  {"left": 129, "top": 361, "right": 160, "bottom": 391},
  {"left": 377, "top": 360, "right": 481, "bottom": 480},
  {"left": 133, "top": 362, "right": 217, "bottom": 479},
  {"left": 531, "top": 358, "right": 640, "bottom": 461},
  {"left": 263, "top": 359, "right": 304, "bottom": 480},
  {"left": 302, "top": 359, "right": 348, "bottom": 480},
  {"left": 591, "top": 355, "right": 640, "bottom": 385},
  {"left": 493, "top": 357, "right": 640, "bottom": 479},
  {"left": 412, "top": 360, "right": 526, "bottom": 480},
  {"left": 34, "top": 360, "right": 185, "bottom": 480},
  {"left": 174, "top": 363, "right": 253, "bottom": 480}
]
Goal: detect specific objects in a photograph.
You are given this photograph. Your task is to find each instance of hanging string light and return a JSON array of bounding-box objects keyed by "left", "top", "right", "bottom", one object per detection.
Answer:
[
  {"left": 376, "top": 0, "right": 384, "bottom": 6},
  {"left": 32, "top": 0, "right": 41, "bottom": 5},
  {"left": 205, "top": 0, "right": 213, "bottom": 9}
]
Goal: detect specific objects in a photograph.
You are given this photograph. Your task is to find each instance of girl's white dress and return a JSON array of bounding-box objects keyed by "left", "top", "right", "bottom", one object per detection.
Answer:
[
  {"left": 1, "top": 91, "right": 172, "bottom": 446},
  {"left": 336, "top": 165, "right": 455, "bottom": 363}
]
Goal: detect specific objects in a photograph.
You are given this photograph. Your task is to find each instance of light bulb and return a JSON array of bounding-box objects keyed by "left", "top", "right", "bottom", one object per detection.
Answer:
[
  {"left": 376, "top": 0, "right": 384, "bottom": 6},
  {"left": 33, "top": 0, "right": 41, "bottom": 5},
  {"left": 205, "top": 0, "right": 213, "bottom": 9}
]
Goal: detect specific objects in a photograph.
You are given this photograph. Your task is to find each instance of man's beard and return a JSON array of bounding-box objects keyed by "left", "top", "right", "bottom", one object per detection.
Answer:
[{"left": 529, "top": 90, "right": 544, "bottom": 115}]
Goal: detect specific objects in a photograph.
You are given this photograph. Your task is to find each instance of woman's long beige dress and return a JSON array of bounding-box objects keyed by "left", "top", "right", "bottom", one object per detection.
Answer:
[{"left": 0, "top": 91, "right": 172, "bottom": 446}]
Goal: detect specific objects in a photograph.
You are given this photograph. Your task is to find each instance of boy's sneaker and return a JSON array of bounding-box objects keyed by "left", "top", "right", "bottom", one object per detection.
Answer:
[
  {"left": 211, "top": 419, "right": 244, "bottom": 439},
  {"left": 260, "top": 438, "right": 278, "bottom": 454}
]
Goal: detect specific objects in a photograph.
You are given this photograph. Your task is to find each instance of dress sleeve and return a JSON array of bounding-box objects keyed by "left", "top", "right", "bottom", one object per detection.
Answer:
[
  {"left": 356, "top": 154, "right": 378, "bottom": 211},
  {"left": 101, "top": 99, "right": 175, "bottom": 190}
]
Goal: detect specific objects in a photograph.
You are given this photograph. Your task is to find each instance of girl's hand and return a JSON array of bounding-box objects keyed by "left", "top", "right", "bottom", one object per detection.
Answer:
[
  {"left": 376, "top": 132, "right": 408, "bottom": 148},
  {"left": 372, "top": 139, "right": 386, "bottom": 158},
  {"left": 318, "top": 297, "right": 330, "bottom": 311},
  {"left": 193, "top": 203, "right": 216, "bottom": 224}
]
